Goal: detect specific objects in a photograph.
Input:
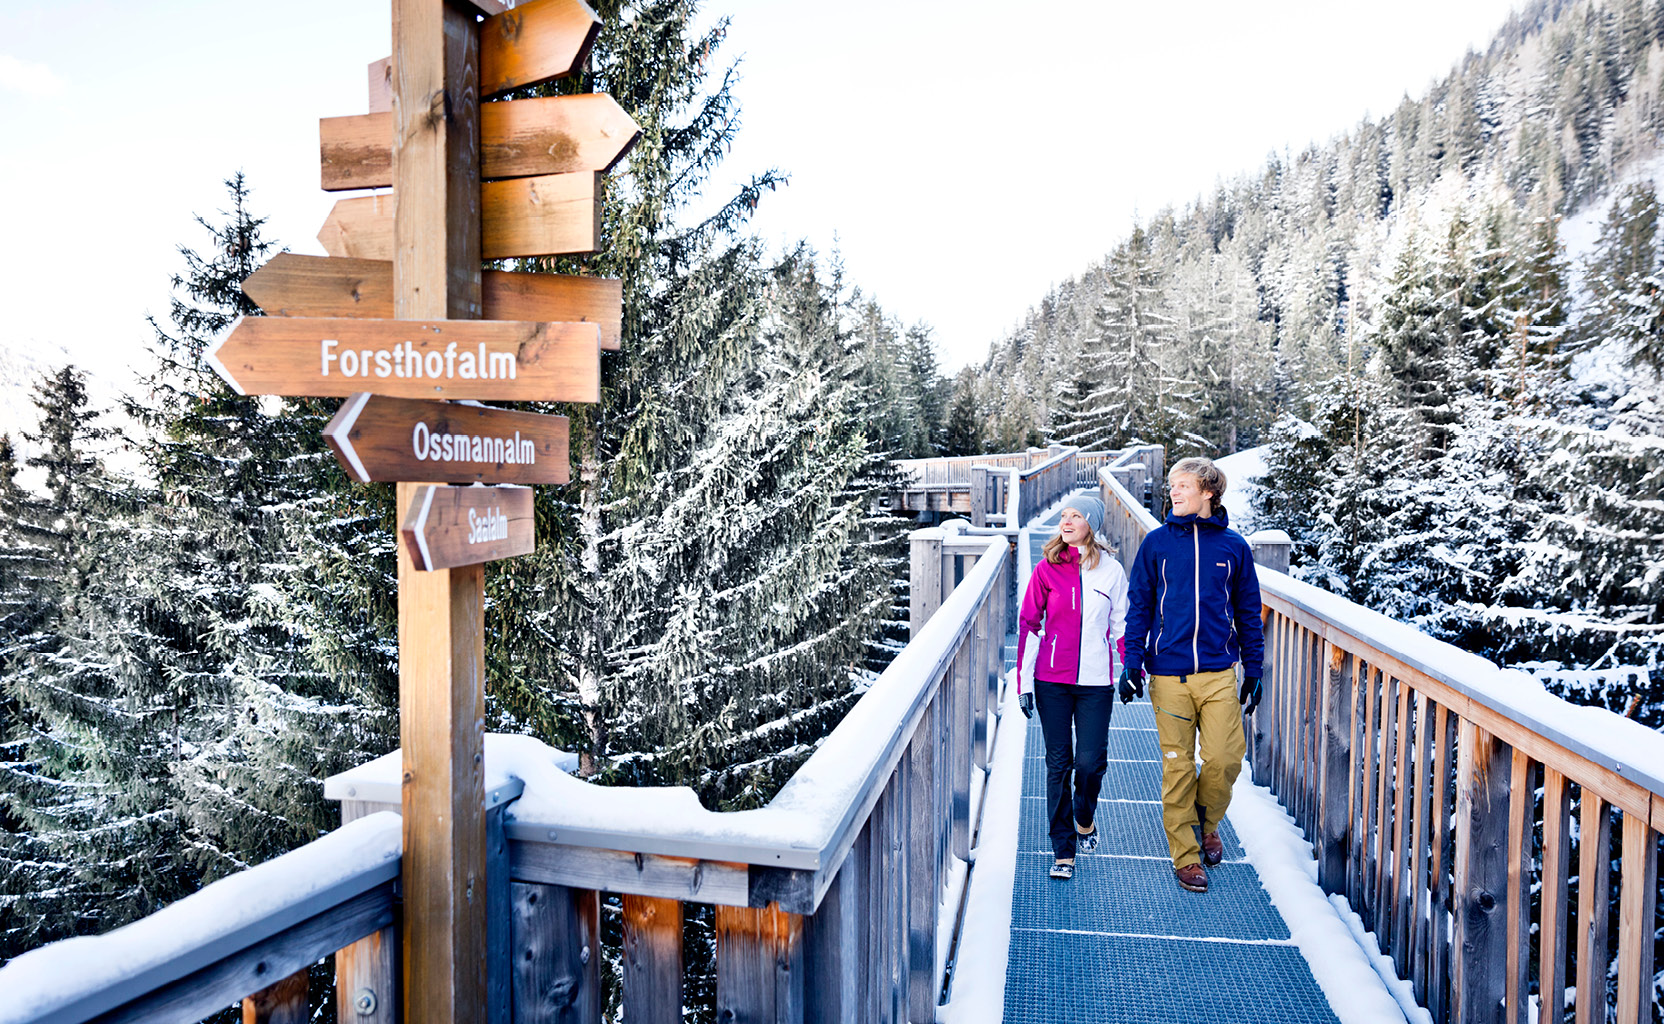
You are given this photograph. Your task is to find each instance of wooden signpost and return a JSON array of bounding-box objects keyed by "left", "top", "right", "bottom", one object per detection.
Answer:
[
  {"left": 400, "top": 485, "right": 537, "bottom": 571},
  {"left": 225, "top": 0, "right": 625, "bottom": 1021},
  {"left": 324, "top": 393, "right": 571, "bottom": 485}
]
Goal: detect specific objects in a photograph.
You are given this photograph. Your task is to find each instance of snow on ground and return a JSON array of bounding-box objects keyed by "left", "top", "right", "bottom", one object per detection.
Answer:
[
  {"left": 1216, "top": 443, "right": 1272, "bottom": 536},
  {"left": 1228, "top": 774, "right": 1424, "bottom": 1024}
]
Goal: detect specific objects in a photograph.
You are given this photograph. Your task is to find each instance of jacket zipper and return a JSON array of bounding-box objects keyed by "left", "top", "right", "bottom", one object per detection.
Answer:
[
  {"left": 1156, "top": 560, "right": 1167, "bottom": 652},
  {"left": 1049, "top": 634, "right": 1057, "bottom": 669},
  {"left": 1192, "top": 527, "right": 1201, "bottom": 673}
]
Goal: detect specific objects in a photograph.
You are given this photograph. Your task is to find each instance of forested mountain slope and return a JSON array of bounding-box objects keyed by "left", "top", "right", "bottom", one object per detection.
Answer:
[{"left": 966, "top": 0, "right": 1664, "bottom": 724}]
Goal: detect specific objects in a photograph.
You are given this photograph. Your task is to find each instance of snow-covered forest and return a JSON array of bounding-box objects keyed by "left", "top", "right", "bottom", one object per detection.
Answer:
[
  {"left": 967, "top": 0, "right": 1664, "bottom": 727},
  {"left": 0, "top": 1, "right": 960, "bottom": 962}
]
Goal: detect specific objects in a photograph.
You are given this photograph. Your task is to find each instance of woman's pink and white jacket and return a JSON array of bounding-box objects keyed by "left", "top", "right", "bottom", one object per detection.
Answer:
[{"left": 1016, "top": 545, "right": 1130, "bottom": 694}]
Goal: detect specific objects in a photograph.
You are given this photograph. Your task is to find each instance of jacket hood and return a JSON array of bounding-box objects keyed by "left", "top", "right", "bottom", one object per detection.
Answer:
[{"left": 1164, "top": 504, "right": 1230, "bottom": 532}]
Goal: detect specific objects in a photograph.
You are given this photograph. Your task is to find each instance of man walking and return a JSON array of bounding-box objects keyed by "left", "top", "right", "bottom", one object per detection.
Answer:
[{"left": 1118, "top": 457, "right": 1265, "bottom": 893}]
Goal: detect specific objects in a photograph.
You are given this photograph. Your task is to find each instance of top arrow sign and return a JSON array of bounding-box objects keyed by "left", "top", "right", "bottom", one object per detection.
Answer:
[{"left": 482, "top": 0, "right": 601, "bottom": 96}]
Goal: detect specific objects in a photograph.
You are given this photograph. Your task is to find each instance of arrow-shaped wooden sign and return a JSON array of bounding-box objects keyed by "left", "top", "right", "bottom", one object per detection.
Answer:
[
  {"left": 322, "top": 95, "right": 640, "bottom": 191},
  {"left": 206, "top": 316, "right": 600, "bottom": 401},
  {"left": 400, "top": 484, "right": 535, "bottom": 571},
  {"left": 318, "top": 172, "right": 600, "bottom": 260},
  {"left": 481, "top": 0, "right": 600, "bottom": 96},
  {"left": 241, "top": 254, "right": 622, "bottom": 350},
  {"left": 325, "top": 393, "right": 570, "bottom": 485}
]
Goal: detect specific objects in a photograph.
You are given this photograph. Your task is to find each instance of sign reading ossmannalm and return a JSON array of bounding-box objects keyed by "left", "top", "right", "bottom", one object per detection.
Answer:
[
  {"left": 399, "top": 484, "right": 536, "bottom": 572},
  {"left": 206, "top": 316, "right": 600, "bottom": 401},
  {"left": 324, "top": 393, "right": 570, "bottom": 485}
]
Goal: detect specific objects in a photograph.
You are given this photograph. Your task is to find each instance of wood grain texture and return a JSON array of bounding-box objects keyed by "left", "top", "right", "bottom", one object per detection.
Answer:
[
  {"left": 715, "top": 904, "right": 805, "bottom": 1024},
  {"left": 1503, "top": 748, "right": 1532, "bottom": 1024},
  {"left": 511, "top": 883, "right": 601, "bottom": 1024},
  {"left": 480, "top": 0, "right": 601, "bottom": 96},
  {"left": 1615, "top": 813, "right": 1658, "bottom": 1024},
  {"left": 1538, "top": 768, "right": 1571, "bottom": 1024},
  {"left": 323, "top": 96, "right": 639, "bottom": 190},
  {"left": 320, "top": 172, "right": 601, "bottom": 260},
  {"left": 241, "top": 253, "right": 622, "bottom": 350},
  {"left": 1452, "top": 723, "right": 1511, "bottom": 1024},
  {"left": 209, "top": 316, "right": 600, "bottom": 402},
  {"left": 324, "top": 393, "right": 570, "bottom": 485},
  {"left": 483, "top": 171, "right": 602, "bottom": 258},
  {"left": 1407, "top": 691, "right": 1433, "bottom": 1004},
  {"left": 1427, "top": 704, "right": 1455, "bottom": 1024},
  {"left": 242, "top": 969, "right": 307, "bottom": 1024},
  {"left": 368, "top": 57, "right": 393, "bottom": 113},
  {"left": 1574, "top": 793, "right": 1612, "bottom": 1024},
  {"left": 509, "top": 842, "right": 751, "bottom": 907},
  {"left": 400, "top": 484, "right": 535, "bottom": 572},
  {"left": 621, "top": 895, "right": 682, "bottom": 1024},
  {"left": 335, "top": 926, "right": 398, "bottom": 1024}
]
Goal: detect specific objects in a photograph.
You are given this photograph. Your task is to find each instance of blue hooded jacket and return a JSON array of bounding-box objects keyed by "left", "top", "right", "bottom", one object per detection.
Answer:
[{"left": 1123, "top": 504, "right": 1265, "bottom": 679}]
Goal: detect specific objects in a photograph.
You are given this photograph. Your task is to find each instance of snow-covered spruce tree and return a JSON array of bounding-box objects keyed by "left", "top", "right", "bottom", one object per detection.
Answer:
[
  {"left": 1586, "top": 182, "right": 1664, "bottom": 378},
  {"left": 941, "top": 370, "right": 984, "bottom": 457}
]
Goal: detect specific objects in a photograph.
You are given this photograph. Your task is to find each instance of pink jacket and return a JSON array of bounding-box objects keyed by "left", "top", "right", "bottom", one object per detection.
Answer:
[{"left": 1016, "top": 546, "right": 1128, "bottom": 694}]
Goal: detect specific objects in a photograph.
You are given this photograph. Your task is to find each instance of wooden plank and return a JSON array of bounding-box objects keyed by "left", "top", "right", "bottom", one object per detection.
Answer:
[
  {"left": 480, "top": 0, "right": 601, "bottom": 96},
  {"left": 322, "top": 96, "right": 640, "bottom": 190},
  {"left": 336, "top": 925, "right": 397, "bottom": 1024},
  {"left": 951, "top": 640, "right": 972, "bottom": 863},
  {"left": 1347, "top": 654, "right": 1366, "bottom": 907},
  {"left": 325, "top": 393, "right": 570, "bottom": 485},
  {"left": 1574, "top": 793, "right": 1611, "bottom": 1024},
  {"left": 1317, "top": 643, "right": 1351, "bottom": 893},
  {"left": 1359, "top": 661, "right": 1380, "bottom": 927},
  {"left": 1452, "top": 722, "right": 1511, "bottom": 1024},
  {"left": 1538, "top": 768, "right": 1571, "bottom": 1024},
  {"left": 241, "top": 968, "right": 307, "bottom": 1024},
  {"left": 1428, "top": 704, "right": 1455, "bottom": 1024},
  {"left": 1389, "top": 675, "right": 1413, "bottom": 968},
  {"left": 320, "top": 171, "right": 601, "bottom": 261},
  {"left": 401, "top": 484, "right": 534, "bottom": 572},
  {"left": 906, "top": 724, "right": 937, "bottom": 1024},
  {"left": 241, "top": 254, "right": 622, "bottom": 351},
  {"left": 1504, "top": 747, "right": 1532, "bottom": 1024},
  {"left": 1614, "top": 813, "right": 1658, "bottom": 1024},
  {"left": 488, "top": 803, "right": 512, "bottom": 1024},
  {"left": 1407, "top": 691, "right": 1433, "bottom": 1004},
  {"left": 715, "top": 904, "right": 806, "bottom": 1023},
  {"left": 206, "top": 316, "right": 601, "bottom": 402},
  {"left": 622, "top": 896, "right": 682, "bottom": 1024},
  {"left": 368, "top": 57, "right": 393, "bottom": 113},
  {"left": 509, "top": 841, "right": 751, "bottom": 907},
  {"left": 908, "top": 529, "right": 944, "bottom": 637},
  {"left": 1373, "top": 668, "right": 1394, "bottom": 938},
  {"left": 803, "top": 822, "right": 863, "bottom": 1023},
  {"left": 91, "top": 883, "right": 394, "bottom": 1024},
  {"left": 510, "top": 883, "right": 600, "bottom": 1024}
]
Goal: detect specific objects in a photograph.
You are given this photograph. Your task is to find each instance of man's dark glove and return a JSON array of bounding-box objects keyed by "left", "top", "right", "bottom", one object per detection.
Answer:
[
  {"left": 1118, "top": 667, "right": 1144, "bottom": 705},
  {"left": 1018, "top": 691, "right": 1034, "bottom": 719},
  {"left": 1239, "top": 675, "right": 1263, "bottom": 713}
]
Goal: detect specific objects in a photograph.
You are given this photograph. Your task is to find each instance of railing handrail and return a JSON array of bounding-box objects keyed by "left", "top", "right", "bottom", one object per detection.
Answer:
[
  {"left": 0, "top": 812, "right": 402, "bottom": 1024},
  {"left": 1015, "top": 446, "right": 1076, "bottom": 481}
]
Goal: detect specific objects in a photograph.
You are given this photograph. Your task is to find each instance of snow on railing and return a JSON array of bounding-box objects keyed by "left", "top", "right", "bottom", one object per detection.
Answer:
[
  {"left": 0, "top": 812, "right": 401, "bottom": 1024},
  {"left": 1097, "top": 462, "right": 1664, "bottom": 1024}
]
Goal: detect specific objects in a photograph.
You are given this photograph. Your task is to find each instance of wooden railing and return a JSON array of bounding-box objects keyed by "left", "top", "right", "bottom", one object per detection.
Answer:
[
  {"left": 892, "top": 449, "right": 1039, "bottom": 484},
  {"left": 1096, "top": 466, "right": 1664, "bottom": 1024}
]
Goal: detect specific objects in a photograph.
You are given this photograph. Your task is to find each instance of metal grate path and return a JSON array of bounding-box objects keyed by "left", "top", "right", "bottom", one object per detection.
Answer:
[{"left": 1001, "top": 493, "right": 1341, "bottom": 1024}]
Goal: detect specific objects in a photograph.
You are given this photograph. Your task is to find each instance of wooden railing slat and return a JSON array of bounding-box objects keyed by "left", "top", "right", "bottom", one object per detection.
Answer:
[
  {"left": 510, "top": 883, "right": 599, "bottom": 1024},
  {"left": 1615, "top": 813, "right": 1659, "bottom": 1024},
  {"left": 715, "top": 904, "right": 805, "bottom": 1024},
  {"left": 1407, "top": 691, "right": 1433, "bottom": 1005},
  {"left": 1574, "top": 793, "right": 1612, "bottom": 1024},
  {"left": 1389, "top": 676, "right": 1413, "bottom": 967},
  {"left": 1428, "top": 703, "right": 1455, "bottom": 1024},
  {"left": 1504, "top": 748, "right": 1533, "bottom": 1024},
  {"left": 803, "top": 824, "right": 863, "bottom": 1022},
  {"left": 1453, "top": 723, "right": 1512, "bottom": 1024},
  {"left": 1374, "top": 669, "right": 1395, "bottom": 943},
  {"left": 1538, "top": 768, "right": 1571, "bottom": 1024},
  {"left": 240, "top": 969, "right": 308, "bottom": 1024},
  {"left": 336, "top": 925, "right": 397, "bottom": 1024},
  {"left": 621, "top": 896, "right": 682, "bottom": 1024},
  {"left": 1317, "top": 643, "right": 1352, "bottom": 893},
  {"left": 1360, "top": 662, "right": 1381, "bottom": 929}
]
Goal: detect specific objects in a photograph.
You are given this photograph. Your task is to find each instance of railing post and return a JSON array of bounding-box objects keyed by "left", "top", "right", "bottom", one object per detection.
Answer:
[
  {"left": 1316, "top": 642, "right": 1352, "bottom": 893},
  {"left": 1249, "top": 530, "right": 1292, "bottom": 575},
  {"left": 969, "top": 465, "right": 987, "bottom": 528},
  {"left": 909, "top": 528, "right": 944, "bottom": 637},
  {"left": 1452, "top": 721, "right": 1511, "bottom": 1024}
]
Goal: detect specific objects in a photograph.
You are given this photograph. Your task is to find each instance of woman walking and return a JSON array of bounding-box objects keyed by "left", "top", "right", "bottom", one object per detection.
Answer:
[{"left": 1015, "top": 495, "right": 1130, "bottom": 880}]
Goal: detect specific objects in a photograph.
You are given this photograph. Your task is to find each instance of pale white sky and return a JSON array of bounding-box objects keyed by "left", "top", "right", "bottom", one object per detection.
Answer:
[{"left": 0, "top": 0, "right": 1523, "bottom": 392}]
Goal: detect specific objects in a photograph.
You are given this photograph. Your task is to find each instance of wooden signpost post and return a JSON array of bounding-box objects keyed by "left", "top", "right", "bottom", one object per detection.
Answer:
[{"left": 215, "top": 0, "right": 631, "bottom": 1020}]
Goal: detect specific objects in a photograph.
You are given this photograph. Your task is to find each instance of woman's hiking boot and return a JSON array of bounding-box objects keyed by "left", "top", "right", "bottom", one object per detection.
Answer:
[
  {"left": 1049, "top": 858, "right": 1075, "bottom": 880},
  {"left": 1201, "top": 831, "right": 1224, "bottom": 865},
  {"left": 1174, "top": 863, "right": 1208, "bottom": 892}
]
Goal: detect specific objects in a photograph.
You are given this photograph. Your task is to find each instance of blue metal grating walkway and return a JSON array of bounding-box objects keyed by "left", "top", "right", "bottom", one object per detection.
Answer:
[{"left": 1000, "top": 497, "right": 1341, "bottom": 1024}]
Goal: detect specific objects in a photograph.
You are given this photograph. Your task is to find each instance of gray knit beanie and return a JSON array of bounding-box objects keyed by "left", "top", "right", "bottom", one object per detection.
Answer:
[{"left": 1064, "top": 495, "right": 1105, "bottom": 536}]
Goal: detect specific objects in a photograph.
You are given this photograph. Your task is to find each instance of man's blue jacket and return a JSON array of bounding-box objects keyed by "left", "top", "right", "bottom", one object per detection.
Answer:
[{"left": 1123, "top": 504, "right": 1265, "bottom": 679}]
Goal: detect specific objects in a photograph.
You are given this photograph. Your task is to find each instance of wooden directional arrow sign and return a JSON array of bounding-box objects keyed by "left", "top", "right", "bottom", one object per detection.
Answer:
[
  {"left": 400, "top": 484, "right": 535, "bottom": 571},
  {"left": 321, "top": 94, "right": 640, "bottom": 191},
  {"left": 480, "top": 0, "right": 600, "bottom": 96},
  {"left": 319, "top": 172, "right": 600, "bottom": 260},
  {"left": 242, "top": 254, "right": 622, "bottom": 350},
  {"left": 206, "top": 316, "right": 600, "bottom": 401},
  {"left": 325, "top": 393, "right": 570, "bottom": 485}
]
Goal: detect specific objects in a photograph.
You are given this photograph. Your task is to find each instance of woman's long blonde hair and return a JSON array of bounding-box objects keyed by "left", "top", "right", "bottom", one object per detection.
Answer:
[{"left": 1042, "top": 530, "right": 1115, "bottom": 568}]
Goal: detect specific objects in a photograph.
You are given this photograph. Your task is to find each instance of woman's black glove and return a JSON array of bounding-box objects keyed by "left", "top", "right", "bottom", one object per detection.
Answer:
[
  {"left": 1239, "top": 675, "right": 1263, "bottom": 713},
  {"left": 1118, "top": 667, "right": 1144, "bottom": 704},
  {"left": 1018, "top": 692, "right": 1034, "bottom": 719}
]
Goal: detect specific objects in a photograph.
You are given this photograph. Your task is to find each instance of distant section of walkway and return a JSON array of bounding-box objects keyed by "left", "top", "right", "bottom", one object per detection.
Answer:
[{"left": 1001, "top": 498, "right": 1343, "bottom": 1024}]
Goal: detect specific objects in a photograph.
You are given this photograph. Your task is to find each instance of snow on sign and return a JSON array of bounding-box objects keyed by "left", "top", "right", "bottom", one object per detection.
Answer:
[
  {"left": 400, "top": 484, "right": 536, "bottom": 572},
  {"left": 324, "top": 393, "right": 570, "bottom": 485},
  {"left": 205, "top": 315, "right": 600, "bottom": 401}
]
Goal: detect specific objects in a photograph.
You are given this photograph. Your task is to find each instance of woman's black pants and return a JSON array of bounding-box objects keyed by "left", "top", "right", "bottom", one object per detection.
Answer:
[{"left": 1034, "top": 680, "right": 1114, "bottom": 860}]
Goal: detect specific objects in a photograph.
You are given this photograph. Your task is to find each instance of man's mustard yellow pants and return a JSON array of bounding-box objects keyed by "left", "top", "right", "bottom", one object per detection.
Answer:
[{"left": 1149, "top": 668, "right": 1245, "bottom": 869}]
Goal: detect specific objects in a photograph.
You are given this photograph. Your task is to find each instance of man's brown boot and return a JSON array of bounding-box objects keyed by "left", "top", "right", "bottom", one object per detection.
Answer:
[
  {"left": 1202, "top": 831, "right": 1224, "bottom": 866},
  {"left": 1174, "top": 863, "right": 1208, "bottom": 893}
]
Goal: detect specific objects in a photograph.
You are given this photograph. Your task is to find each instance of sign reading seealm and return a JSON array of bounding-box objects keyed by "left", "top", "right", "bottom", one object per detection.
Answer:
[
  {"left": 324, "top": 393, "right": 570, "bottom": 485},
  {"left": 400, "top": 484, "right": 535, "bottom": 572},
  {"left": 205, "top": 316, "right": 600, "bottom": 401}
]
